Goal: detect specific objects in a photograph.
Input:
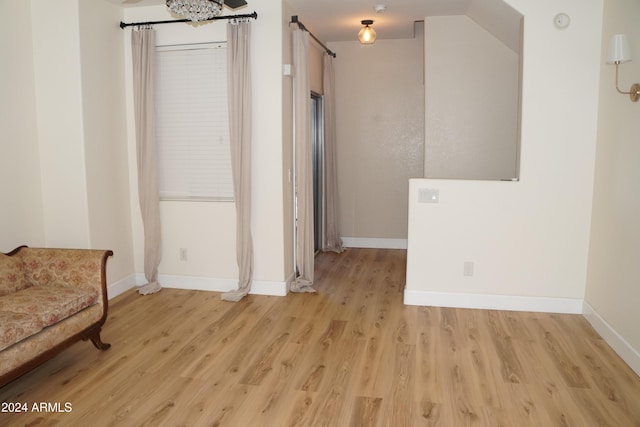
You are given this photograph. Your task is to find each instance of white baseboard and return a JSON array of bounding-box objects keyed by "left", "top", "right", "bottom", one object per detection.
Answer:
[
  {"left": 284, "top": 271, "right": 295, "bottom": 294},
  {"left": 247, "top": 278, "right": 288, "bottom": 296},
  {"left": 107, "top": 274, "right": 137, "bottom": 300},
  {"left": 403, "top": 290, "right": 640, "bottom": 376},
  {"left": 582, "top": 301, "right": 640, "bottom": 376},
  {"left": 134, "top": 273, "right": 288, "bottom": 297},
  {"left": 403, "top": 289, "right": 583, "bottom": 314},
  {"left": 342, "top": 237, "right": 408, "bottom": 249}
]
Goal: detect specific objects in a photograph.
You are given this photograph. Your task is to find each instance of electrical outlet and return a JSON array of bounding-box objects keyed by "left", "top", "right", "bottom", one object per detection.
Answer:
[
  {"left": 418, "top": 188, "right": 439, "bottom": 203},
  {"left": 179, "top": 248, "right": 188, "bottom": 261},
  {"left": 463, "top": 261, "right": 474, "bottom": 277}
]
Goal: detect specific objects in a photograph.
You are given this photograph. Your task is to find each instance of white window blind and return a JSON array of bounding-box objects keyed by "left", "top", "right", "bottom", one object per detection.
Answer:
[{"left": 155, "top": 43, "right": 233, "bottom": 201}]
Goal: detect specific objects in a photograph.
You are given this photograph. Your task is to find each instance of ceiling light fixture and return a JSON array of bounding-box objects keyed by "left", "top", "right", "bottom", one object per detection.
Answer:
[
  {"left": 358, "top": 20, "right": 376, "bottom": 45},
  {"left": 166, "top": 0, "right": 223, "bottom": 22},
  {"left": 606, "top": 34, "right": 640, "bottom": 102}
]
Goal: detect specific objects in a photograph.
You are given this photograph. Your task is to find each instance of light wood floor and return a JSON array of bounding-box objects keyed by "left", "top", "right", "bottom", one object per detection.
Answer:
[{"left": 1, "top": 248, "right": 639, "bottom": 426}]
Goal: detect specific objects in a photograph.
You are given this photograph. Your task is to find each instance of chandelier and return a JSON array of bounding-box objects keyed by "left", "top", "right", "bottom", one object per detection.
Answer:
[{"left": 166, "top": 0, "right": 223, "bottom": 22}]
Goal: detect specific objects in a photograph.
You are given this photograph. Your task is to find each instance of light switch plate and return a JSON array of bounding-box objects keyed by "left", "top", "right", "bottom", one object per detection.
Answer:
[{"left": 418, "top": 188, "right": 439, "bottom": 203}]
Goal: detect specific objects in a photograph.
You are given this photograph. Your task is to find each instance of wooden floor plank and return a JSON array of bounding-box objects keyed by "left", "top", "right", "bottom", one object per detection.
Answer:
[{"left": 1, "top": 248, "right": 639, "bottom": 426}]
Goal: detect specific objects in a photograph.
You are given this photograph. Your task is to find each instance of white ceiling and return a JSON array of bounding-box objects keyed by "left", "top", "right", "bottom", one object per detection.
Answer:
[
  {"left": 289, "top": 0, "right": 471, "bottom": 41},
  {"left": 288, "top": 0, "right": 522, "bottom": 52},
  {"left": 113, "top": 0, "right": 522, "bottom": 52}
]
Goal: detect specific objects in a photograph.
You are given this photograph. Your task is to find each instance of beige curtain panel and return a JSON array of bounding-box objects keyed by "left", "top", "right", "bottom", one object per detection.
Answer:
[
  {"left": 322, "top": 53, "right": 344, "bottom": 254},
  {"left": 291, "top": 29, "right": 316, "bottom": 293},
  {"left": 131, "top": 28, "right": 162, "bottom": 296},
  {"left": 222, "top": 20, "right": 255, "bottom": 302}
]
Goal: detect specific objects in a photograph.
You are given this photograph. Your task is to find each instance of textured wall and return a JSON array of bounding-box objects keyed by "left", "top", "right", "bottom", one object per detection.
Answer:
[
  {"left": 329, "top": 30, "right": 425, "bottom": 241},
  {"left": 424, "top": 15, "right": 520, "bottom": 181}
]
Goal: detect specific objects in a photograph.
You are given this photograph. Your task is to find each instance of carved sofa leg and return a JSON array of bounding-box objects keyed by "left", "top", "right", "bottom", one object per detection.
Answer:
[{"left": 84, "top": 328, "right": 111, "bottom": 351}]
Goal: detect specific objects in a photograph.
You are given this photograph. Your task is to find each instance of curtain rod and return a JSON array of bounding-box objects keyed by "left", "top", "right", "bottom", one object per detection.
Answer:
[
  {"left": 120, "top": 11, "right": 257, "bottom": 29},
  {"left": 290, "top": 15, "right": 336, "bottom": 58}
]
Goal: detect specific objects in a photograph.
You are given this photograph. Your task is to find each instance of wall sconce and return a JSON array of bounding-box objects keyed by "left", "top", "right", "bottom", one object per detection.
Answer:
[
  {"left": 606, "top": 34, "right": 640, "bottom": 102},
  {"left": 358, "top": 20, "right": 376, "bottom": 44}
]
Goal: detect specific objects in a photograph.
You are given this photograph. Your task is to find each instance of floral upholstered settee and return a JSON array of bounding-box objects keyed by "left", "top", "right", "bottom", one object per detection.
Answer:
[{"left": 0, "top": 246, "right": 113, "bottom": 387}]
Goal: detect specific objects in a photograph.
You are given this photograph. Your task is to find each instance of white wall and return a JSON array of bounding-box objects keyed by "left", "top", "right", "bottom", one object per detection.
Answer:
[
  {"left": 424, "top": 15, "right": 519, "bottom": 181},
  {"left": 405, "top": 0, "right": 603, "bottom": 313},
  {"left": 0, "top": 0, "right": 45, "bottom": 251},
  {"left": 1, "top": 0, "right": 136, "bottom": 289},
  {"left": 329, "top": 29, "right": 425, "bottom": 246},
  {"left": 30, "top": 0, "right": 91, "bottom": 248},
  {"left": 123, "top": 2, "right": 289, "bottom": 293},
  {"left": 2, "top": 0, "right": 293, "bottom": 295},
  {"left": 585, "top": 0, "right": 640, "bottom": 374},
  {"left": 282, "top": 0, "right": 296, "bottom": 279},
  {"left": 78, "top": 0, "right": 135, "bottom": 285}
]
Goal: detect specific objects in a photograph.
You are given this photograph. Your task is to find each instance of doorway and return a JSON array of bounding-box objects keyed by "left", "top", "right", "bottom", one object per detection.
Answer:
[{"left": 311, "top": 92, "right": 324, "bottom": 252}]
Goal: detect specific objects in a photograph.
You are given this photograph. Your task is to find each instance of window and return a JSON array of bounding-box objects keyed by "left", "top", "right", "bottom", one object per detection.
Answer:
[{"left": 155, "top": 42, "right": 233, "bottom": 201}]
